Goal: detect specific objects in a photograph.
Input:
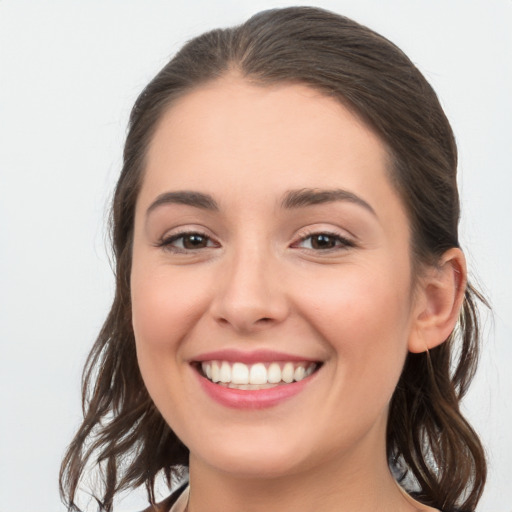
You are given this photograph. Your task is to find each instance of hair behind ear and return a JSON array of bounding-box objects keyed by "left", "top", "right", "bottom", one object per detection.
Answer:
[{"left": 388, "top": 283, "right": 487, "bottom": 511}]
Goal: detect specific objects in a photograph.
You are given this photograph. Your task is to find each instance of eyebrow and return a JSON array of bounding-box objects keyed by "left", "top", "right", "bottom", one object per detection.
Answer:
[
  {"left": 146, "top": 190, "right": 219, "bottom": 216},
  {"left": 281, "top": 188, "right": 376, "bottom": 215},
  {"left": 146, "top": 187, "right": 375, "bottom": 217}
]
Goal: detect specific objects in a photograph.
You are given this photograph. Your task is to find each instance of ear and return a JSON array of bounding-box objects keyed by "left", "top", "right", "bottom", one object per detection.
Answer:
[{"left": 408, "top": 248, "right": 467, "bottom": 354}]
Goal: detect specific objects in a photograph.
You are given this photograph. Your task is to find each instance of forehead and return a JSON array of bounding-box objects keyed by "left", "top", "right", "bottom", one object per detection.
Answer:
[{"left": 140, "top": 76, "right": 402, "bottom": 218}]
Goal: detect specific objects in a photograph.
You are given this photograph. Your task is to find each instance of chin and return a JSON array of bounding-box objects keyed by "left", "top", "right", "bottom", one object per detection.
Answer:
[{"left": 192, "top": 433, "right": 312, "bottom": 479}]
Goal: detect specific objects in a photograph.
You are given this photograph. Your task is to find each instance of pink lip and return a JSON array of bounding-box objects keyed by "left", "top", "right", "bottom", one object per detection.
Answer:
[
  {"left": 191, "top": 349, "right": 322, "bottom": 409},
  {"left": 196, "top": 372, "right": 315, "bottom": 409},
  {"left": 191, "top": 349, "right": 318, "bottom": 364}
]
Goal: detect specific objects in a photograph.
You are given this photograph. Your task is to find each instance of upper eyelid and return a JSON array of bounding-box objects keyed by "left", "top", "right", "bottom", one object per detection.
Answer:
[
  {"left": 156, "top": 229, "right": 220, "bottom": 250},
  {"left": 292, "top": 232, "right": 355, "bottom": 248},
  {"left": 155, "top": 226, "right": 356, "bottom": 247},
  {"left": 159, "top": 225, "right": 217, "bottom": 241},
  {"left": 163, "top": 230, "right": 211, "bottom": 240},
  {"left": 296, "top": 229, "right": 351, "bottom": 240},
  {"left": 293, "top": 225, "right": 356, "bottom": 242}
]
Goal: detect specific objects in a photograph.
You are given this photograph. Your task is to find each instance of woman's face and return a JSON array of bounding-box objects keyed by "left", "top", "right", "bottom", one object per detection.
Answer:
[{"left": 131, "top": 77, "right": 422, "bottom": 478}]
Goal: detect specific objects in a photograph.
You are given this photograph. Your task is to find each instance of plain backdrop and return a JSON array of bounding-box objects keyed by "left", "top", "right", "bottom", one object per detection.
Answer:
[{"left": 1, "top": 1, "right": 511, "bottom": 511}]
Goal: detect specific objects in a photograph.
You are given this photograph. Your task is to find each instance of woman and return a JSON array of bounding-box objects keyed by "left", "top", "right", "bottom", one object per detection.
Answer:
[{"left": 60, "top": 7, "right": 487, "bottom": 512}]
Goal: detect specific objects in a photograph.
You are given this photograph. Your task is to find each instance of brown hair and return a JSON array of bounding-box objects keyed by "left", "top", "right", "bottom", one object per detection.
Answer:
[{"left": 60, "top": 7, "right": 487, "bottom": 512}]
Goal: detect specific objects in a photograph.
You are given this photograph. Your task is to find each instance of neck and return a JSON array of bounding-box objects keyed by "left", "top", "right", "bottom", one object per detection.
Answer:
[{"left": 186, "top": 441, "right": 426, "bottom": 512}]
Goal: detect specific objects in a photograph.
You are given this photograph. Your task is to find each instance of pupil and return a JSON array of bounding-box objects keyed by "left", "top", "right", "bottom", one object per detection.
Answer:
[
  {"left": 312, "top": 234, "right": 335, "bottom": 249},
  {"left": 184, "top": 234, "right": 207, "bottom": 249}
]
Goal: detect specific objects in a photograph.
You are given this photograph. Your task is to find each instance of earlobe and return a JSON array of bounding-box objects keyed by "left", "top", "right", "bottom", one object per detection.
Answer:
[{"left": 408, "top": 248, "right": 467, "bottom": 354}]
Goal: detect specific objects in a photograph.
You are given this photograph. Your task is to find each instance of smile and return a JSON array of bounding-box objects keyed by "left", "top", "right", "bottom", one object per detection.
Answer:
[
  {"left": 199, "top": 361, "right": 319, "bottom": 389},
  {"left": 191, "top": 350, "right": 323, "bottom": 408}
]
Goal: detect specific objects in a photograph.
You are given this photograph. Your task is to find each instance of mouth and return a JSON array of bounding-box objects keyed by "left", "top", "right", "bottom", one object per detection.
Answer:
[
  {"left": 190, "top": 350, "right": 323, "bottom": 408},
  {"left": 194, "top": 360, "right": 321, "bottom": 390}
]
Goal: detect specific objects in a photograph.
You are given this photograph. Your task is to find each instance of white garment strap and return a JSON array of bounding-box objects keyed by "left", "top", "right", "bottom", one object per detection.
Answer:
[{"left": 169, "top": 485, "right": 190, "bottom": 512}]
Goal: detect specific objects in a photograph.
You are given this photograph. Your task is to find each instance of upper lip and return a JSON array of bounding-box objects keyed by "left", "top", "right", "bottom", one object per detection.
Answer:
[{"left": 191, "top": 349, "right": 321, "bottom": 365}]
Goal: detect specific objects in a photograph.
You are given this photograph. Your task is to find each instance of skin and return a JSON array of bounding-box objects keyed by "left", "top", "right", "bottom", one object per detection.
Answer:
[{"left": 131, "top": 75, "right": 465, "bottom": 512}]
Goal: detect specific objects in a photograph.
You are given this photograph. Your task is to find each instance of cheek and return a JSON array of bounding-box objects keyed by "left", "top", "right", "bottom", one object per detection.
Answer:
[
  {"left": 130, "top": 261, "right": 210, "bottom": 370},
  {"left": 130, "top": 262, "right": 216, "bottom": 431},
  {"left": 295, "top": 262, "right": 412, "bottom": 391}
]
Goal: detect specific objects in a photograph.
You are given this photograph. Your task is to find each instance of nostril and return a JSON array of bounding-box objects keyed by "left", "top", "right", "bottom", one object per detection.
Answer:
[{"left": 215, "top": 315, "right": 274, "bottom": 331}]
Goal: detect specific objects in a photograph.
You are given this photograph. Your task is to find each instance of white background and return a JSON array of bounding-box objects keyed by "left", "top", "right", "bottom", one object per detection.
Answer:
[{"left": 0, "top": 1, "right": 511, "bottom": 511}]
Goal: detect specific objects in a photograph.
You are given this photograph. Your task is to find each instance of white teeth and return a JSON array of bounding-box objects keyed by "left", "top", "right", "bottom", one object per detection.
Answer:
[
  {"left": 267, "top": 362, "right": 282, "bottom": 384},
  {"left": 249, "top": 363, "right": 267, "bottom": 385},
  {"left": 211, "top": 361, "right": 220, "bottom": 382},
  {"left": 200, "top": 360, "right": 318, "bottom": 387},
  {"left": 294, "top": 366, "right": 305, "bottom": 382},
  {"left": 231, "top": 362, "right": 249, "bottom": 384},
  {"left": 220, "top": 361, "right": 231, "bottom": 383},
  {"left": 281, "top": 362, "right": 294, "bottom": 383}
]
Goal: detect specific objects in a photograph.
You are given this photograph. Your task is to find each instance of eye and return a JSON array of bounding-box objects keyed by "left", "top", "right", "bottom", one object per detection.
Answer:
[
  {"left": 294, "top": 232, "right": 354, "bottom": 251},
  {"left": 159, "top": 231, "right": 219, "bottom": 252}
]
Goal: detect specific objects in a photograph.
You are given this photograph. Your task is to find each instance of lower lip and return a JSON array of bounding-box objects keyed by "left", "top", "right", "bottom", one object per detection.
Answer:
[{"left": 196, "top": 371, "right": 316, "bottom": 409}]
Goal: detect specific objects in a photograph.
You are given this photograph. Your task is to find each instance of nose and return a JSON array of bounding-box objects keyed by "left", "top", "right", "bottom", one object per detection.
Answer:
[{"left": 209, "top": 246, "right": 289, "bottom": 334}]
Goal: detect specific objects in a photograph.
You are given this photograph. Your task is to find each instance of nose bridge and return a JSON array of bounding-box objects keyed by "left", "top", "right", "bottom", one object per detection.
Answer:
[{"left": 211, "top": 234, "right": 287, "bottom": 331}]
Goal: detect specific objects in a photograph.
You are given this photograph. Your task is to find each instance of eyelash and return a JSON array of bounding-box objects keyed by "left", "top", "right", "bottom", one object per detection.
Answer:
[
  {"left": 292, "top": 231, "right": 355, "bottom": 252},
  {"left": 157, "top": 231, "right": 218, "bottom": 253},
  {"left": 157, "top": 230, "right": 355, "bottom": 254}
]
